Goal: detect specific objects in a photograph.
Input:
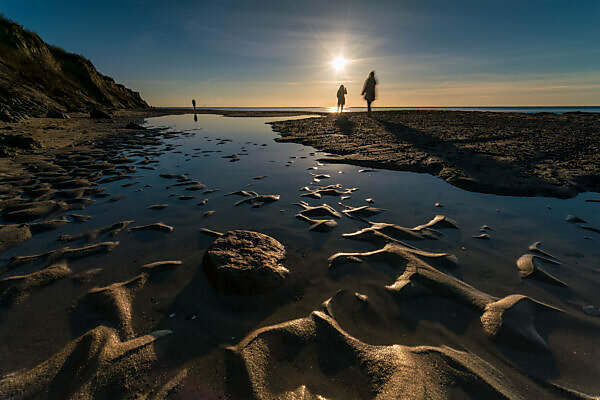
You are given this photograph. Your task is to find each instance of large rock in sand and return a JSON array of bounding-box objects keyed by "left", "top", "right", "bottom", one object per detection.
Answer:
[{"left": 203, "top": 230, "right": 289, "bottom": 295}]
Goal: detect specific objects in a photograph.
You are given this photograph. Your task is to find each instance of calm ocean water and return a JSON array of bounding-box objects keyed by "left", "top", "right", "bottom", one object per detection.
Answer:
[{"left": 171, "top": 106, "right": 600, "bottom": 114}]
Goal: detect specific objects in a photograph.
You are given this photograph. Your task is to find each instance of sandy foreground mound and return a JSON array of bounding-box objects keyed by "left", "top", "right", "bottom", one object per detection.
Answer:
[{"left": 2, "top": 228, "right": 598, "bottom": 399}]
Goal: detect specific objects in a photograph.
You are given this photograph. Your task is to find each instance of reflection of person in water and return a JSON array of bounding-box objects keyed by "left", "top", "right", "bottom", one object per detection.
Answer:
[
  {"left": 361, "top": 71, "right": 377, "bottom": 115},
  {"left": 336, "top": 84, "right": 347, "bottom": 113}
]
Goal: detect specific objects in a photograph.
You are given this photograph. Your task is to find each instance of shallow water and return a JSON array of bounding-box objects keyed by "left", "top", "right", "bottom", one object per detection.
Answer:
[{"left": 2, "top": 113, "right": 600, "bottom": 394}]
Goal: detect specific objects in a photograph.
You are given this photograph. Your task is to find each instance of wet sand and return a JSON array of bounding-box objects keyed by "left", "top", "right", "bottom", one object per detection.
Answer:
[
  {"left": 1, "top": 111, "right": 599, "bottom": 399},
  {"left": 271, "top": 111, "right": 600, "bottom": 198}
]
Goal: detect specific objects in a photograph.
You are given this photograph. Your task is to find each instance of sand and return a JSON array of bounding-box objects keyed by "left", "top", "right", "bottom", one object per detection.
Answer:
[
  {"left": 1, "top": 110, "right": 599, "bottom": 399},
  {"left": 271, "top": 111, "right": 600, "bottom": 198}
]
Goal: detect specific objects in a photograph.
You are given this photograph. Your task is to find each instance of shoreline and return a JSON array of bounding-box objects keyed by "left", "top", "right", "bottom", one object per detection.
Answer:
[
  {"left": 2, "top": 109, "right": 599, "bottom": 199},
  {"left": 0, "top": 108, "right": 323, "bottom": 181},
  {"left": 270, "top": 110, "right": 600, "bottom": 198}
]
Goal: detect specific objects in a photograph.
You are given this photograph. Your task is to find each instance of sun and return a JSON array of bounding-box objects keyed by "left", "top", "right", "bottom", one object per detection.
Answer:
[{"left": 332, "top": 56, "right": 347, "bottom": 71}]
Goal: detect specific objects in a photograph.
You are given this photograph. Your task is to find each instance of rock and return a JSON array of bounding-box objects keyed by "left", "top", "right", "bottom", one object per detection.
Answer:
[
  {"left": 89, "top": 108, "right": 111, "bottom": 119},
  {"left": 203, "top": 230, "right": 289, "bottom": 295},
  {"left": 472, "top": 233, "right": 490, "bottom": 239},
  {"left": 46, "top": 109, "right": 69, "bottom": 119}
]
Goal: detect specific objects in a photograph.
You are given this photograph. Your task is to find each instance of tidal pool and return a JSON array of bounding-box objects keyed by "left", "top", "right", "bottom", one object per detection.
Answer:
[{"left": 1, "top": 113, "right": 599, "bottom": 396}]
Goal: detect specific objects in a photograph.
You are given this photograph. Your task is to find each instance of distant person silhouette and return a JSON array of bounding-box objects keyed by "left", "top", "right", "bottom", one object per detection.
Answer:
[
  {"left": 336, "top": 84, "right": 347, "bottom": 113},
  {"left": 361, "top": 71, "right": 377, "bottom": 115},
  {"left": 192, "top": 98, "right": 196, "bottom": 111}
]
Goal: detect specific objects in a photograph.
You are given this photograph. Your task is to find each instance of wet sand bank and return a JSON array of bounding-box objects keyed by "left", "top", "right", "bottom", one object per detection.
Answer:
[{"left": 271, "top": 111, "right": 600, "bottom": 198}]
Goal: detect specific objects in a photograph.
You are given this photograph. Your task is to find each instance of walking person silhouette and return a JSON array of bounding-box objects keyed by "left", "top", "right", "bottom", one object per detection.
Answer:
[
  {"left": 336, "top": 84, "right": 347, "bottom": 113},
  {"left": 361, "top": 71, "right": 377, "bottom": 115}
]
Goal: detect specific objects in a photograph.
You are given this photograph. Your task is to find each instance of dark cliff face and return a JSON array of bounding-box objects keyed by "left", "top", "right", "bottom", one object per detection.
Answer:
[{"left": 0, "top": 15, "right": 149, "bottom": 121}]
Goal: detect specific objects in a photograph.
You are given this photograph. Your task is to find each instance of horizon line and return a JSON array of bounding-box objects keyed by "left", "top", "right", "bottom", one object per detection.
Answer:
[{"left": 154, "top": 105, "right": 600, "bottom": 109}]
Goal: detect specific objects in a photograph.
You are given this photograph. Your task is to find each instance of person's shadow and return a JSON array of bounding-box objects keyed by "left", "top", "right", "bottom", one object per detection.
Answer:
[{"left": 334, "top": 114, "right": 355, "bottom": 135}]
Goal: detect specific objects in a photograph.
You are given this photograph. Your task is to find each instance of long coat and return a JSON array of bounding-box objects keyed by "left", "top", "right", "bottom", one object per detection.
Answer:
[
  {"left": 337, "top": 86, "right": 347, "bottom": 105},
  {"left": 361, "top": 76, "right": 376, "bottom": 101}
]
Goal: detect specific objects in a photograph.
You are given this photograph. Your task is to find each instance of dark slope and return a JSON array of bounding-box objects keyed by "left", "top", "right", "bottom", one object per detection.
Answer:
[{"left": 0, "top": 15, "right": 148, "bottom": 122}]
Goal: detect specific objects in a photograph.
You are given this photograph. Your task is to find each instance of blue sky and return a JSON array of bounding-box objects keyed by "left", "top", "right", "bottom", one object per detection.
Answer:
[{"left": 2, "top": 0, "right": 599, "bottom": 106}]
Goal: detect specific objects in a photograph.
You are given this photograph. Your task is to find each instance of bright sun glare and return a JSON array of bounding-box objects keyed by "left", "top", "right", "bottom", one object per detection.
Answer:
[{"left": 332, "top": 56, "right": 347, "bottom": 71}]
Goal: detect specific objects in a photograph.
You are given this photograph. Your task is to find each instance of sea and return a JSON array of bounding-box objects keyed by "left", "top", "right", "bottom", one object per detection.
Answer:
[{"left": 168, "top": 106, "right": 600, "bottom": 114}]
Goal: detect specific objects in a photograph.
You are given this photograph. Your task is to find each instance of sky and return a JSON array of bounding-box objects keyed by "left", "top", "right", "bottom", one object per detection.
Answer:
[{"left": 2, "top": 0, "right": 600, "bottom": 107}]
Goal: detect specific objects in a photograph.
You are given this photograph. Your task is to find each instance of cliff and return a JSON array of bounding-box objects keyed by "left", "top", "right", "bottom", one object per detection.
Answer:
[{"left": 0, "top": 15, "right": 149, "bottom": 122}]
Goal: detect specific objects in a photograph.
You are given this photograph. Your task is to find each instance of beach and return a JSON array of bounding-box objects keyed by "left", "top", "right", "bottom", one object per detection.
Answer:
[
  {"left": 1, "top": 110, "right": 599, "bottom": 399},
  {"left": 272, "top": 110, "right": 600, "bottom": 198}
]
